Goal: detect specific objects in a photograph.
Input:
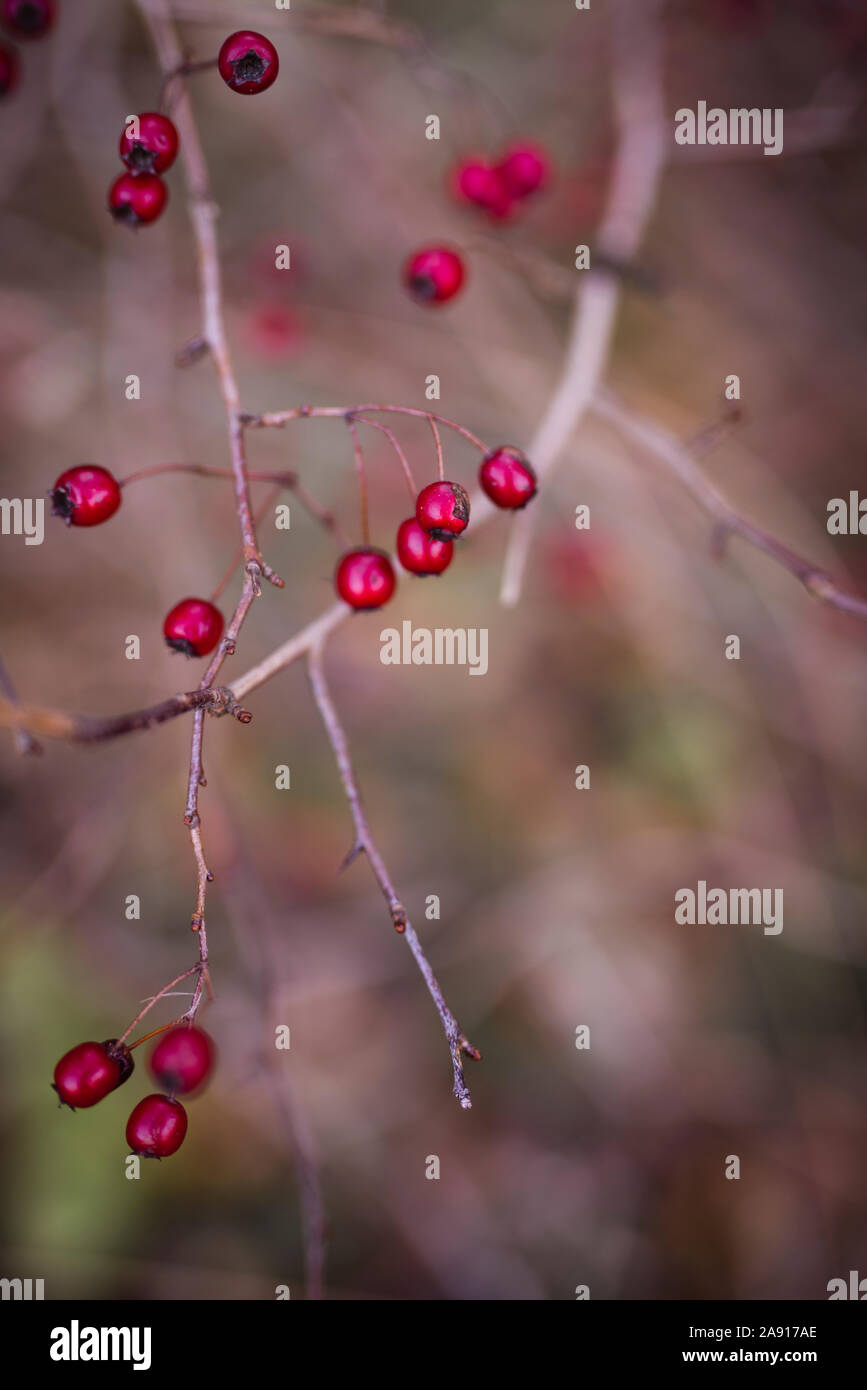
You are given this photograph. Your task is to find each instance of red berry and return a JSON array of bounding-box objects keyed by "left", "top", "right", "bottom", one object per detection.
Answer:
[
  {"left": 404, "top": 246, "right": 465, "bottom": 305},
  {"left": 335, "top": 547, "right": 396, "bottom": 610},
  {"left": 119, "top": 111, "right": 179, "bottom": 175},
  {"left": 452, "top": 159, "right": 512, "bottom": 219},
  {"left": 50, "top": 465, "right": 121, "bottom": 527},
  {"left": 53, "top": 1039, "right": 134, "bottom": 1110},
  {"left": 496, "top": 143, "right": 549, "bottom": 199},
  {"left": 396, "top": 517, "right": 453, "bottom": 576},
  {"left": 479, "top": 446, "right": 538, "bottom": 509},
  {"left": 163, "top": 598, "right": 224, "bottom": 658},
  {"left": 0, "top": 40, "right": 19, "bottom": 96},
  {"left": 218, "top": 30, "right": 279, "bottom": 95},
  {"left": 126, "top": 1094, "right": 188, "bottom": 1159},
  {"left": 1, "top": 0, "right": 53, "bottom": 39},
  {"left": 415, "top": 480, "right": 471, "bottom": 541},
  {"left": 149, "top": 1024, "right": 214, "bottom": 1096},
  {"left": 108, "top": 171, "right": 168, "bottom": 227}
]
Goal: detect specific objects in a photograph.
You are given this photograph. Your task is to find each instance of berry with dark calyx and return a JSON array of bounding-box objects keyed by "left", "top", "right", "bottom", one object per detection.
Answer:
[
  {"left": 452, "top": 159, "right": 512, "bottom": 219},
  {"left": 149, "top": 1024, "right": 214, "bottom": 1097},
  {"left": 108, "top": 171, "right": 168, "bottom": 227},
  {"left": 0, "top": 40, "right": 19, "bottom": 96},
  {"left": 50, "top": 464, "right": 121, "bottom": 527},
  {"left": 53, "top": 1039, "right": 134, "bottom": 1111},
  {"left": 396, "top": 517, "right": 453, "bottom": 576},
  {"left": 218, "top": 30, "right": 279, "bottom": 95},
  {"left": 416, "top": 480, "right": 471, "bottom": 542},
  {"left": 404, "top": 245, "right": 465, "bottom": 305},
  {"left": 1, "top": 0, "right": 53, "bottom": 40},
  {"left": 126, "top": 1094, "right": 188, "bottom": 1159},
  {"left": 163, "top": 598, "right": 224, "bottom": 658},
  {"left": 335, "top": 547, "right": 396, "bottom": 610},
  {"left": 479, "top": 446, "right": 538, "bottom": 509},
  {"left": 119, "top": 111, "right": 179, "bottom": 175},
  {"left": 496, "top": 143, "right": 549, "bottom": 200}
]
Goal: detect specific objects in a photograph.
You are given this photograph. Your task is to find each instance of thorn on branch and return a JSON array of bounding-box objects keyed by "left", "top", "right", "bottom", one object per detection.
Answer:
[
  {"left": 175, "top": 336, "right": 210, "bottom": 368},
  {"left": 338, "top": 840, "right": 365, "bottom": 873}
]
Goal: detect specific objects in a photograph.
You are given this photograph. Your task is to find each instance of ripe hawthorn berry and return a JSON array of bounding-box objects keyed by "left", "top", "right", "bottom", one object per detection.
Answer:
[
  {"left": 50, "top": 464, "right": 121, "bottom": 527},
  {"left": 415, "top": 480, "right": 471, "bottom": 542},
  {"left": 404, "top": 246, "right": 465, "bottom": 305},
  {"left": 497, "top": 143, "right": 549, "bottom": 200},
  {"left": 53, "top": 1039, "right": 134, "bottom": 1110},
  {"left": 335, "top": 547, "right": 396, "bottom": 610},
  {"left": 163, "top": 598, "right": 224, "bottom": 658},
  {"left": 218, "top": 30, "right": 279, "bottom": 95},
  {"left": 1, "top": 0, "right": 53, "bottom": 40},
  {"left": 0, "top": 39, "right": 19, "bottom": 96},
  {"left": 108, "top": 171, "right": 168, "bottom": 227},
  {"left": 126, "top": 1094, "right": 188, "bottom": 1159},
  {"left": 396, "top": 517, "right": 453, "bottom": 576},
  {"left": 119, "top": 111, "right": 179, "bottom": 175},
  {"left": 149, "top": 1024, "right": 214, "bottom": 1097},
  {"left": 452, "top": 159, "right": 512, "bottom": 219},
  {"left": 479, "top": 446, "right": 538, "bottom": 509}
]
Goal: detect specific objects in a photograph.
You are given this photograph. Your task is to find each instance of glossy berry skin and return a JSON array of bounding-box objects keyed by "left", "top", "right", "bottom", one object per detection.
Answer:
[
  {"left": 497, "top": 144, "right": 549, "bottom": 199},
  {"left": 416, "top": 480, "right": 471, "bottom": 542},
  {"left": 479, "top": 446, "right": 538, "bottom": 510},
  {"left": 1, "top": 0, "right": 54, "bottom": 39},
  {"left": 404, "top": 246, "right": 465, "bottom": 305},
  {"left": 126, "top": 1094, "right": 188, "bottom": 1159},
  {"left": 149, "top": 1025, "right": 214, "bottom": 1097},
  {"left": 53, "top": 1040, "right": 134, "bottom": 1111},
  {"left": 50, "top": 465, "right": 121, "bottom": 527},
  {"left": 108, "top": 171, "right": 168, "bottom": 227},
  {"left": 396, "top": 517, "right": 453, "bottom": 576},
  {"left": 335, "top": 548, "right": 396, "bottom": 610},
  {"left": 163, "top": 598, "right": 224, "bottom": 658},
  {"left": 0, "top": 40, "right": 19, "bottom": 96},
  {"left": 119, "top": 111, "right": 179, "bottom": 175},
  {"left": 453, "top": 160, "right": 512, "bottom": 219},
  {"left": 218, "top": 30, "right": 279, "bottom": 95}
]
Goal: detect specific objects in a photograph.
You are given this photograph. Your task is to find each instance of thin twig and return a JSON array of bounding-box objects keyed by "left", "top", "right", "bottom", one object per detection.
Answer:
[
  {"left": 0, "top": 654, "right": 41, "bottom": 755},
  {"left": 246, "top": 403, "right": 489, "bottom": 456},
  {"left": 0, "top": 686, "right": 250, "bottom": 743},
  {"left": 306, "top": 640, "right": 480, "bottom": 1109},
  {"left": 593, "top": 391, "right": 867, "bottom": 622}
]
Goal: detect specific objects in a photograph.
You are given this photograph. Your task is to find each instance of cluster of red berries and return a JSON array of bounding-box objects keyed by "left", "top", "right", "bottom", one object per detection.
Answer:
[
  {"left": 49, "top": 464, "right": 224, "bottom": 658},
  {"left": 403, "top": 142, "right": 550, "bottom": 308},
  {"left": 53, "top": 1024, "right": 214, "bottom": 1159},
  {"left": 335, "top": 446, "right": 539, "bottom": 611},
  {"left": 452, "top": 142, "right": 549, "bottom": 221},
  {"left": 0, "top": 0, "right": 55, "bottom": 101},
  {"left": 109, "top": 111, "right": 179, "bottom": 229},
  {"left": 107, "top": 32, "right": 278, "bottom": 229}
]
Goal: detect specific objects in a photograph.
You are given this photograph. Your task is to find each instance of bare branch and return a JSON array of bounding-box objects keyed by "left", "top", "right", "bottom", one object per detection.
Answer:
[
  {"left": 499, "top": 0, "right": 668, "bottom": 607},
  {"left": 593, "top": 391, "right": 867, "bottom": 622},
  {"left": 0, "top": 686, "right": 250, "bottom": 745},
  {"left": 306, "top": 641, "right": 480, "bottom": 1109}
]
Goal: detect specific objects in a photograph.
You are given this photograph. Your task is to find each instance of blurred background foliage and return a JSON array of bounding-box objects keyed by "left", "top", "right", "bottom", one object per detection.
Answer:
[{"left": 1, "top": 0, "right": 867, "bottom": 1299}]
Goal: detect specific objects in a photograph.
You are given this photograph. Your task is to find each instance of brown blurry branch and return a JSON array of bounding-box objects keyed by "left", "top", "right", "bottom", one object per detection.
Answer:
[
  {"left": 499, "top": 0, "right": 668, "bottom": 607},
  {"left": 0, "top": 686, "right": 251, "bottom": 743},
  {"left": 307, "top": 641, "right": 480, "bottom": 1109},
  {"left": 0, "top": 654, "right": 41, "bottom": 755},
  {"left": 594, "top": 391, "right": 867, "bottom": 622},
  {"left": 170, "top": 2, "right": 421, "bottom": 51}
]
